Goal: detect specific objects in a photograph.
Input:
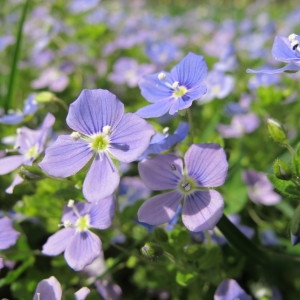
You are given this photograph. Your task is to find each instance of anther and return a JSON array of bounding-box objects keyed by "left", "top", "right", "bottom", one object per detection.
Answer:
[{"left": 71, "top": 131, "right": 81, "bottom": 141}]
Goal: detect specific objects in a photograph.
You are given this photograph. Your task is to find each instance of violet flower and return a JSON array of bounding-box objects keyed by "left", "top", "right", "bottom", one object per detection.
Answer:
[
  {"left": 136, "top": 52, "right": 207, "bottom": 118},
  {"left": 0, "top": 217, "right": 20, "bottom": 250},
  {"left": 39, "top": 89, "right": 154, "bottom": 202},
  {"left": 139, "top": 122, "right": 189, "bottom": 160},
  {"left": 214, "top": 279, "right": 252, "bottom": 300},
  {"left": 242, "top": 169, "right": 281, "bottom": 205},
  {"left": 0, "top": 113, "right": 55, "bottom": 193},
  {"left": 247, "top": 33, "right": 300, "bottom": 74},
  {"left": 33, "top": 276, "right": 90, "bottom": 300},
  {"left": 42, "top": 198, "right": 114, "bottom": 271},
  {"left": 138, "top": 143, "right": 228, "bottom": 232}
]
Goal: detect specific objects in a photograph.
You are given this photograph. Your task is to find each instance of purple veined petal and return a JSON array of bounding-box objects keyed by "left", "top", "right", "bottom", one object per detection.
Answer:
[
  {"left": 185, "top": 144, "right": 228, "bottom": 187},
  {"left": 42, "top": 228, "right": 74, "bottom": 256},
  {"left": 66, "top": 89, "right": 124, "bottom": 136},
  {"left": 0, "top": 155, "right": 24, "bottom": 175},
  {"left": 138, "top": 72, "right": 173, "bottom": 103},
  {"left": 75, "top": 287, "right": 91, "bottom": 300},
  {"left": 182, "top": 190, "right": 224, "bottom": 232},
  {"left": 95, "top": 280, "right": 122, "bottom": 300},
  {"left": 135, "top": 99, "right": 173, "bottom": 118},
  {"left": 171, "top": 53, "right": 208, "bottom": 87},
  {"left": 89, "top": 196, "right": 115, "bottom": 230},
  {"left": 5, "top": 174, "right": 24, "bottom": 194},
  {"left": 83, "top": 154, "right": 120, "bottom": 202},
  {"left": 0, "top": 217, "right": 20, "bottom": 250},
  {"left": 272, "top": 36, "right": 300, "bottom": 62},
  {"left": 247, "top": 63, "right": 300, "bottom": 74},
  {"left": 186, "top": 83, "right": 207, "bottom": 101},
  {"left": 138, "top": 154, "right": 183, "bottom": 190},
  {"left": 39, "top": 135, "right": 94, "bottom": 177},
  {"left": 109, "top": 113, "right": 154, "bottom": 162},
  {"left": 214, "top": 278, "right": 252, "bottom": 300},
  {"left": 138, "top": 190, "right": 182, "bottom": 226},
  {"left": 33, "top": 276, "right": 62, "bottom": 300},
  {"left": 64, "top": 231, "right": 101, "bottom": 271}
]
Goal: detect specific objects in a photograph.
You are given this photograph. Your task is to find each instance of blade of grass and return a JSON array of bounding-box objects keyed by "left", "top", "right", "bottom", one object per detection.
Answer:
[{"left": 5, "top": 0, "right": 30, "bottom": 113}]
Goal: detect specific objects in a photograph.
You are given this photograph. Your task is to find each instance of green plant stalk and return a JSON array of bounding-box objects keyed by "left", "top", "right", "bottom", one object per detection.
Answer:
[
  {"left": 217, "top": 214, "right": 268, "bottom": 264},
  {"left": 5, "top": 0, "right": 30, "bottom": 112}
]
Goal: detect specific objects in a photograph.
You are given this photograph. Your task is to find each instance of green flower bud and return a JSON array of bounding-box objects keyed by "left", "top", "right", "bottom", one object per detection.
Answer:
[
  {"left": 267, "top": 118, "right": 287, "bottom": 145},
  {"left": 35, "top": 91, "right": 56, "bottom": 103},
  {"left": 141, "top": 242, "right": 164, "bottom": 260},
  {"left": 18, "top": 165, "right": 45, "bottom": 181},
  {"left": 273, "top": 159, "right": 292, "bottom": 180}
]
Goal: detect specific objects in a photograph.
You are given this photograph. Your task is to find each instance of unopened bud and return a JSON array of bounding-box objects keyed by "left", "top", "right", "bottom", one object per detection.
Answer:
[
  {"left": 267, "top": 118, "right": 287, "bottom": 145},
  {"left": 273, "top": 159, "right": 292, "bottom": 180},
  {"left": 19, "top": 165, "right": 45, "bottom": 181},
  {"left": 141, "top": 242, "right": 164, "bottom": 260},
  {"left": 35, "top": 92, "right": 56, "bottom": 103}
]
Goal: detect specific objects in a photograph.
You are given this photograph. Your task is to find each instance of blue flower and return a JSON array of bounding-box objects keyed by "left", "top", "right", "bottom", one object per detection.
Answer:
[
  {"left": 136, "top": 52, "right": 208, "bottom": 118},
  {"left": 39, "top": 89, "right": 154, "bottom": 202},
  {"left": 247, "top": 33, "right": 300, "bottom": 74}
]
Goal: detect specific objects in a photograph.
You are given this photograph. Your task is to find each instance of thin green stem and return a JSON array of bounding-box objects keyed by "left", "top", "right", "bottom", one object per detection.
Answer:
[
  {"left": 186, "top": 108, "right": 194, "bottom": 144},
  {"left": 5, "top": 0, "right": 30, "bottom": 112}
]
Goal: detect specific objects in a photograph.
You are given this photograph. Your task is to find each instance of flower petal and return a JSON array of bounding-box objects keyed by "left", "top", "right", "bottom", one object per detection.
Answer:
[
  {"left": 138, "top": 154, "right": 183, "bottom": 190},
  {"left": 66, "top": 89, "right": 124, "bottom": 135},
  {"left": 0, "top": 217, "right": 20, "bottom": 250},
  {"left": 272, "top": 36, "right": 299, "bottom": 62},
  {"left": 64, "top": 231, "right": 101, "bottom": 271},
  {"left": 83, "top": 154, "right": 119, "bottom": 202},
  {"left": 0, "top": 155, "right": 23, "bottom": 175},
  {"left": 42, "top": 228, "right": 74, "bottom": 256},
  {"left": 33, "top": 276, "right": 62, "bottom": 300},
  {"left": 171, "top": 52, "right": 208, "bottom": 87},
  {"left": 185, "top": 144, "right": 228, "bottom": 187},
  {"left": 109, "top": 113, "right": 154, "bottom": 162},
  {"left": 182, "top": 190, "right": 224, "bottom": 232},
  {"left": 39, "top": 135, "right": 94, "bottom": 177},
  {"left": 89, "top": 196, "right": 115, "bottom": 229},
  {"left": 138, "top": 191, "right": 182, "bottom": 226},
  {"left": 75, "top": 287, "right": 90, "bottom": 300},
  {"left": 136, "top": 100, "right": 173, "bottom": 118}
]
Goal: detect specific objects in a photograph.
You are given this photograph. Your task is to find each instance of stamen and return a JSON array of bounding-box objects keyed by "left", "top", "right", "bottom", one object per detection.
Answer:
[
  {"left": 102, "top": 125, "right": 111, "bottom": 135},
  {"left": 67, "top": 199, "right": 81, "bottom": 218},
  {"left": 172, "top": 81, "right": 179, "bottom": 90},
  {"left": 288, "top": 33, "right": 298, "bottom": 42},
  {"left": 162, "top": 127, "right": 169, "bottom": 135},
  {"left": 158, "top": 72, "right": 166, "bottom": 80},
  {"left": 71, "top": 131, "right": 81, "bottom": 141},
  {"left": 181, "top": 182, "right": 191, "bottom": 191}
]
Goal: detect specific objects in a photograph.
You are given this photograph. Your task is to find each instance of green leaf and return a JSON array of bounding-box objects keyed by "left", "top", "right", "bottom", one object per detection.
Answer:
[{"left": 176, "top": 271, "right": 196, "bottom": 286}]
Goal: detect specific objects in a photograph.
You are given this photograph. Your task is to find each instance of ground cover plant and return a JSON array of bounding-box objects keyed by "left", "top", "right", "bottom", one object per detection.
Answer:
[{"left": 2, "top": 0, "right": 300, "bottom": 299}]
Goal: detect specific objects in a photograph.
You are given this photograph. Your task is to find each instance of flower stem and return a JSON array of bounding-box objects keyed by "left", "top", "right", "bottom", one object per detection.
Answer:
[{"left": 5, "top": 0, "right": 30, "bottom": 112}]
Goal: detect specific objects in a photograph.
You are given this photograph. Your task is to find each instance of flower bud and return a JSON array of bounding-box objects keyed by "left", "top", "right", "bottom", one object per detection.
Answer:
[
  {"left": 273, "top": 159, "right": 292, "bottom": 180},
  {"left": 267, "top": 118, "right": 287, "bottom": 145},
  {"left": 18, "top": 165, "right": 45, "bottom": 181},
  {"left": 141, "top": 242, "right": 164, "bottom": 260},
  {"left": 35, "top": 91, "right": 56, "bottom": 103}
]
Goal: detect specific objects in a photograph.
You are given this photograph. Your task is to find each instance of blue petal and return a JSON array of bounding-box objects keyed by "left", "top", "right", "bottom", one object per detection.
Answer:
[
  {"left": 182, "top": 190, "right": 224, "bottom": 232},
  {"left": 64, "top": 231, "right": 101, "bottom": 271},
  {"left": 138, "top": 191, "right": 182, "bottom": 226},
  {"left": 214, "top": 279, "right": 252, "bottom": 300},
  {"left": 39, "top": 135, "right": 94, "bottom": 177},
  {"left": 83, "top": 154, "right": 119, "bottom": 202},
  {"left": 67, "top": 89, "right": 124, "bottom": 136},
  {"left": 272, "top": 36, "right": 300, "bottom": 62},
  {"left": 33, "top": 276, "right": 62, "bottom": 300},
  {"left": 136, "top": 100, "right": 173, "bottom": 118}
]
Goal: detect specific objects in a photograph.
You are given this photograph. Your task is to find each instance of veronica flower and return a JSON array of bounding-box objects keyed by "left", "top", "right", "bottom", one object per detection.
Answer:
[
  {"left": 39, "top": 89, "right": 154, "bottom": 202},
  {"left": 42, "top": 198, "right": 114, "bottom": 271},
  {"left": 138, "top": 143, "right": 228, "bottom": 232},
  {"left": 242, "top": 169, "right": 281, "bottom": 205},
  {"left": 214, "top": 279, "right": 252, "bottom": 300},
  {"left": 139, "top": 122, "right": 189, "bottom": 160},
  {"left": 0, "top": 113, "right": 55, "bottom": 193},
  {"left": 247, "top": 33, "right": 300, "bottom": 74},
  {"left": 136, "top": 52, "right": 207, "bottom": 118},
  {"left": 33, "top": 276, "right": 90, "bottom": 300},
  {"left": 0, "top": 93, "right": 39, "bottom": 125},
  {"left": 0, "top": 217, "right": 20, "bottom": 250}
]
